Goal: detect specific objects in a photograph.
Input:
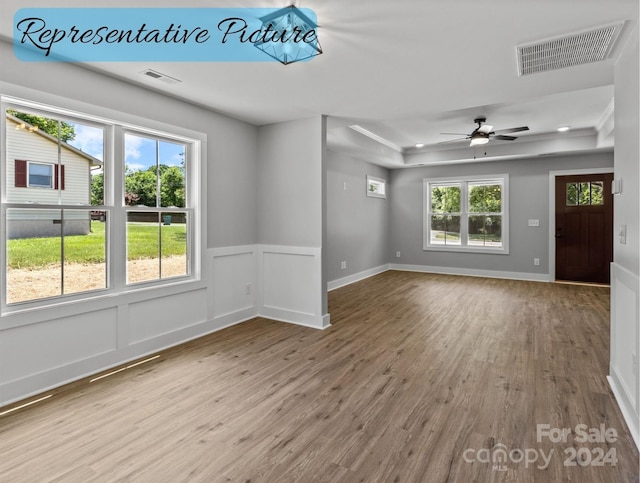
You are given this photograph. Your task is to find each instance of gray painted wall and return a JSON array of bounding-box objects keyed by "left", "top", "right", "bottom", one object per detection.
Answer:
[
  {"left": 326, "top": 150, "right": 390, "bottom": 282},
  {"left": 257, "top": 117, "right": 323, "bottom": 247},
  {"left": 0, "top": 40, "right": 259, "bottom": 249},
  {"left": 614, "top": 25, "right": 640, "bottom": 276},
  {"left": 390, "top": 152, "right": 613, "bottom": 275}
]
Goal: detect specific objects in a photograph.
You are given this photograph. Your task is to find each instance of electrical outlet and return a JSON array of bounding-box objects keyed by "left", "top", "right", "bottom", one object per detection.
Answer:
[
  {"left": 633, "top": 352, "right": 638, "bottom": 372},
  {"left": 341, "top": 261, "right": 346, "bottom": 269},
  {"left": 396, "top": 251, "right": 401, "bottom": 258},
  {"left": 533, "top": 258, "right": 540, "bottom": 266},
  {"left": 245, "top": 284, "right": 252, "bottom": 295},
  {"left": 343, "top": 181, "right": 347, "bottom": 191}
]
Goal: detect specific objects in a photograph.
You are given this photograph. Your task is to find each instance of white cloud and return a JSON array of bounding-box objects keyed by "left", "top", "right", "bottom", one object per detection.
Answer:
[
  {"left": 125, "top": 135, "right": 143, "bottom": 161},
  {"left": 68, "top": 124, "right": 104, "bottom": 160}
]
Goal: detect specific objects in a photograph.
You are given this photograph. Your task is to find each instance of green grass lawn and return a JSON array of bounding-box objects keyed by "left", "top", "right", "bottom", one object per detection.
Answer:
[{"left": 7, "top": 221, "right": 186, "bottom": 269}]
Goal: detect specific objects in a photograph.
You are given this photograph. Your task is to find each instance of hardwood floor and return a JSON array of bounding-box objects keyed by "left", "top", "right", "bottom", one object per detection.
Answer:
[{"left": 1, "top": 271, "right": 638, "bottom": 482}]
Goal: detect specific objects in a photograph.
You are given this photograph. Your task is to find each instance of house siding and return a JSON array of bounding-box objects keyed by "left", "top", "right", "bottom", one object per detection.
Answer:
[{"left": 6, "top": 118, "right": 94, "bottom": 238}]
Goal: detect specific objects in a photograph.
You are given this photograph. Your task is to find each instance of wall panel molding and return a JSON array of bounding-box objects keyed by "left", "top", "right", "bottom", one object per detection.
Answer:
[{"left": 609, "top": 262, "right": 639, "bottom": 449}]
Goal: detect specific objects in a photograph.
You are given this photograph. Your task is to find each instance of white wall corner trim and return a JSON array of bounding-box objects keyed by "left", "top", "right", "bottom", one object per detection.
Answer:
[
  {"left": 389, "top": 263, "right": 550, "bottom": 283},
  {"left": 328, "top": 264, "right": 390, "bottom": 291},
  {"left": 609, "top": 262, "right": 640, "bottom": 449}
]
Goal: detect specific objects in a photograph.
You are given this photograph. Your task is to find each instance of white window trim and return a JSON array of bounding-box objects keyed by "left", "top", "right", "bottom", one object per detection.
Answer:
[
  {"left": 1, "top": 95, "right": 204, "bottom": 316},
  {"left": 423, "top": 174, "right": 509, "bottom": 254},
  {"left": 367, "top": 175, "right": 387, "bottom": 198},
  {"left": 27, "top": 161, "right": 54, "bottom": 189}
]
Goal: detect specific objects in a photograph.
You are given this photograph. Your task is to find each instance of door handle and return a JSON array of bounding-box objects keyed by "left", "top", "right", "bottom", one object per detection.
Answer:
[{"left": 556, "top": 228, "right": 563, "bottom": 239}]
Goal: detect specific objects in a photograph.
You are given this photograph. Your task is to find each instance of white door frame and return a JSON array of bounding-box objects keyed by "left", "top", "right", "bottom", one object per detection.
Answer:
[{"left": 548, "top": 168, "right": 614, "bottom": 282}]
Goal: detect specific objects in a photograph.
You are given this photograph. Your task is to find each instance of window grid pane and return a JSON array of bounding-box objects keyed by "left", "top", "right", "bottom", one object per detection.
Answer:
[
  {"left": 430, "top": 214, "right": 461, "bottom": 245},
  {"left": 566, "top": 181, "right": 604, "bottom": 206},
  {"left": 5, "top": 208, "right": 108, "bottom": 304},
  {"left": 431, "top": 184, "right": 461, "bottom": 213},
  {"left": 161, "top": 211, "right": 188, "bottom": 279},
  {"left": 468, "top": 215, "right": 503, "bottom": 248},
  {"left": 127, "top": 211, "right": 161, "bottom": 284},
  {"left": 468, "top": 182, "right": 501, "bottom": 214}
]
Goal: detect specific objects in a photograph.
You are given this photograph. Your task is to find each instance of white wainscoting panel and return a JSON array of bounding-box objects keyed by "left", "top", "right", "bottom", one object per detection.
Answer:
[
  {"left": 609, "top": 262, "right": 639, "bottom": 449},
  {"left": 211, "top": 246, "right": 257, "bottom": 325},
  {"left": 129, "top": 289, "right": 208, "bottom": 344},
  {"left": 0, "top": 308, "right": 117, "bottom": 384},
  {"left": 260, "top": 245, "right": 329, "bottom": 329}
]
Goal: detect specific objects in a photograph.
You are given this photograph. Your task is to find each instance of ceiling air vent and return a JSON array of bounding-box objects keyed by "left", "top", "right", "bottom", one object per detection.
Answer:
[
  {"left": 517, "top": 22, "right": 624, "bottom": 76},
  {"left": 141, "top": 69, "right": 182, "bottom": 85}
]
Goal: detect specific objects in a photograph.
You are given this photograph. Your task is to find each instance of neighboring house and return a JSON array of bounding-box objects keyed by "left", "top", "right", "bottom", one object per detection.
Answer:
[{"left": 5, "top": 114, "right": 102, "bottom": 239}]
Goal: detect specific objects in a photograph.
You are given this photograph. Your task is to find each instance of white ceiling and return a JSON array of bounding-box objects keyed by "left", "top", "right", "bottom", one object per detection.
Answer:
[{"left": 2, "top": 0, "right": 638, "bottom": 167}]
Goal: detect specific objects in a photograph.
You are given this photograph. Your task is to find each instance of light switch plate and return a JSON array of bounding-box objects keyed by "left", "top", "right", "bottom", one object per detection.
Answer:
[
  {"left": 528, "top": 219, "right": 540, "bottom": 227},
  {"left": 619, "top": 225, "right": 627, "bottom": 244}
]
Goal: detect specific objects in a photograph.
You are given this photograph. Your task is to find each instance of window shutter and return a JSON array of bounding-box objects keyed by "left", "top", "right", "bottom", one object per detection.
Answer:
[
  {"left": 54, "top": 165, "right": 65, "bottom": 190},
  {"left": 15, "top": 160, "right": 27, "bottom": 187}
]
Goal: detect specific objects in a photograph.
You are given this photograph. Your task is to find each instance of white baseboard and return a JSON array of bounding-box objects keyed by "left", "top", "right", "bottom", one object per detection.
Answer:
[
  {"left": 328, "top": 264, "right": 390, "bottom": 291},
  {"left": 608, "top": 373, "right": 640, "bottom": 450},
  {"left": 212, "top": 307, "right": 258, "bottom": 329},
  {"left": 261, "top": 306, "right": 331, "bottom": 330},
  {"left": 389, "top": 263, "right": 550, "bottom": 283}
]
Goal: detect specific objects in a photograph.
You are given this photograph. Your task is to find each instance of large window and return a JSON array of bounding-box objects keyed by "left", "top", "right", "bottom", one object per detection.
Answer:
[
  {"left": 2, "top": 100, "right": 199, "bottom": 308},
  {"left": 424, "top": 175, "right": 508, "bottom": 254}
]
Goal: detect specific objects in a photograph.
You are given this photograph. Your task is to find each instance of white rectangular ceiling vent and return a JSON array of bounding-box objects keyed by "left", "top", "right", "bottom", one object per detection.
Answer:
[
  {"left": 517, "top": 22, "right": 624, "bottom": 76},
  {"left": 141, "top": 69, "right": 182, "bottom": 85}
]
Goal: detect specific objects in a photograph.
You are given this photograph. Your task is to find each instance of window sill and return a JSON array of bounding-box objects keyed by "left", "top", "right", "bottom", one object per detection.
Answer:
[{"left": 423, "top": 245, "right": 509, "bottom": 255}]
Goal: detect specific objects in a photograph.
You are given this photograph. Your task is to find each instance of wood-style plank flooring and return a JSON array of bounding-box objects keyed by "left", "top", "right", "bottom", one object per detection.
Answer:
[{"left": 1, "top": 271, "right": 638, "bottom": 482}]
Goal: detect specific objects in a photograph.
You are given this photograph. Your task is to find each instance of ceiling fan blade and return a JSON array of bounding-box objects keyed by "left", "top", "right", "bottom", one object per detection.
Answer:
[
  {"left": 440, "top": 132, "right": 469, "bottom": 136},
  {"left": 493, "top": 135, "right": 518, "bottom": 141},
  {"left": 437, "top": 137, "right": 468, "bottom": 144},
  {"left": 477, "top": 124, "right": 493, "bottom": 134},
  {"left": 493, "top": 126, "right": 529, "bottom": 134}
]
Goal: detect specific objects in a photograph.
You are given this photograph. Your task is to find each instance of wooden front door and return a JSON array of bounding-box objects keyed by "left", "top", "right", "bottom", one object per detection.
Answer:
[{"left": 555, "top": 173, "right": 613, "bottom": 283}]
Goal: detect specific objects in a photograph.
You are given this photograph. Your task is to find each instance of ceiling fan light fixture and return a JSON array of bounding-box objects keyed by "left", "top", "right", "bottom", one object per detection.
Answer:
[{"left": 470, "top": 132, "right": 489, "bottom": 146}]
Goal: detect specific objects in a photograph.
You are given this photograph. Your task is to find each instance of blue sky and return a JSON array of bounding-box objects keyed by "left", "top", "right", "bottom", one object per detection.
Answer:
[
  {"left": 124, "top": 133, "right": 185, "bottom": 172},
  {"left": 67, "top": 123, "right": 103, "bottom": 161},
  {"left": 67, "top": 123, "right": 185, "bottom": 172}
]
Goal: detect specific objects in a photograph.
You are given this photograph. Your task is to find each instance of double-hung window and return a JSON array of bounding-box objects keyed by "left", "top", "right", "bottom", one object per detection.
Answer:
[
  {"left": 2, "top": 98, "right": 200, "bottom": 308},
  {"left": 424, "top": 174, "right": 509, "bottom": 254}
]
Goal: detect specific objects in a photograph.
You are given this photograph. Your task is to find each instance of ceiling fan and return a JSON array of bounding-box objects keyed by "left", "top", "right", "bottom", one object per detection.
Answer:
[{"left": 440, "top": 117, "right": 529, "bottom": 146}]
